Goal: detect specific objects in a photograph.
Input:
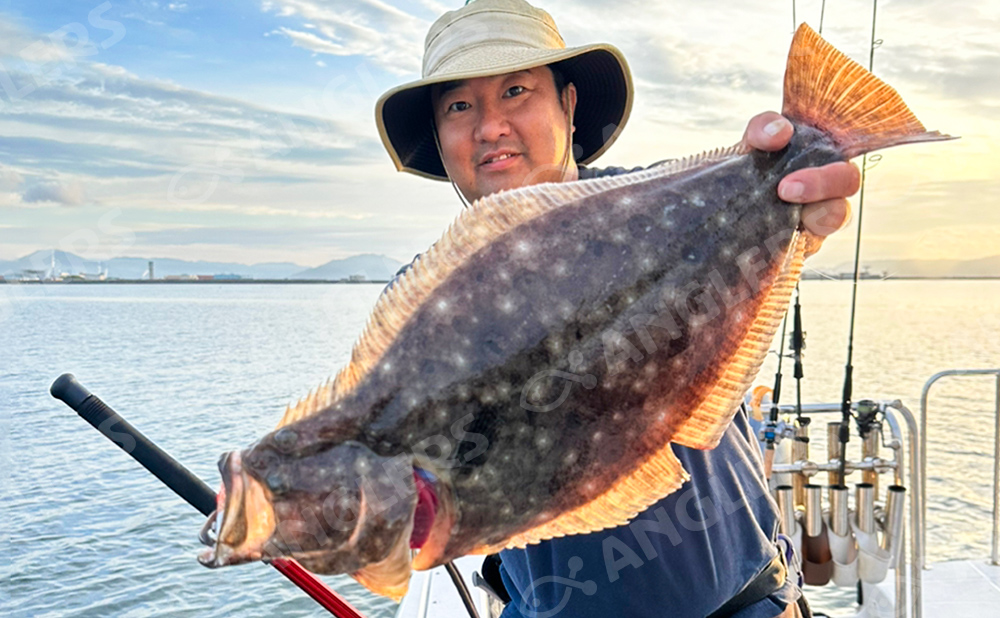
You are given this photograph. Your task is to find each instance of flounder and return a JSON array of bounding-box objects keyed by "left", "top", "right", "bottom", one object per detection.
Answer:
[{"left": 198, "top": 25, "right": 950, "bottom": 600}]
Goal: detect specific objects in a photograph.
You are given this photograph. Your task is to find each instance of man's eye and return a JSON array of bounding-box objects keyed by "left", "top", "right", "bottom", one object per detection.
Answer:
[
  {"left": 505, "top": 85, "right": 526, "bottom": 97},
  {"left": 447, "top": 101, "right": 470, "bottom": 112}
]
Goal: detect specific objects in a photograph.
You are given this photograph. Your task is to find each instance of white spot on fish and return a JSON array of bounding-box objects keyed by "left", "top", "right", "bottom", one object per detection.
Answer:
[
  {"left": 381, "top": 362, "right": 392, "bottom": 372},
  {"left": 611, "top": 230, "right": 626, "bottom": 243},
  {"left": 436, "top": 299, "right": 449, "bottom": 312},
  {"left": 553, "top": 261, "right": 568, "bottom": 276},
  {"left": 499, "top": 297, "right": 516, "bottom": 313},
  {"left": 354, "top": 459, "right": 371, "bottom": 474},
  {"left": 620, "top": 196, "right": 633, "bottom": 206},
  {"left": 612, "top": 412, "right": 624, "bottom": 422},
  {"left": 592, "top": 431, "right": 603, "bottom": 442},
  {"left": 672, "top": 358, "right": 685, "bottom": 369},
  {"left": 515, "top": 240, "right": 533, "bottom": 255},
  {"left": 436, "top": 407, "right": 449, "bottom": 421},
  {"left": 690, "top": 195, "right": 706, "bottom": 208},
  {"left": 718, "top": 214, "right": 728, "bottom": 225},
  {"left": 454, "top": 353, "right": 467, "bottom": 368},
  {"left": 563, "top": 450, "right": 578, "bottom": 466},
  {"left": 585, "top": 481, "right": 596, "bottom": 492},
  {"left": 656, "top": 411, "right": 667, "bottom": 423},
  {"left": 535, "top": 433, "right": 551, "bottom": 450}
]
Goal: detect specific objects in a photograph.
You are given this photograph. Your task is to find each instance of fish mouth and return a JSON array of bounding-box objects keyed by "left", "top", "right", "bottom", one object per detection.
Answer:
[{"left": 198, "top": 451, "right": 276, "bottom": 568}]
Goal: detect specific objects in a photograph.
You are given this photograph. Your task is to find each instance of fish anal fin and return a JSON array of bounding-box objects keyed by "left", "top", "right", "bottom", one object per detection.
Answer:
[
  {"left": 672, "top": 232, "right": 808, "bottom": 450},
  {"left": 350, "top": 525, "right": 414, "bottom": 602},
  {"left": 784, "top": 24, "right": 954, "bottom": 159},
  {"left": 497, "top": 447, "right": 688, "bottom": 550}
]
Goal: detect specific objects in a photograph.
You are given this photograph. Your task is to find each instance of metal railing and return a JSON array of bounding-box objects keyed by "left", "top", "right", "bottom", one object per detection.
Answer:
[
  {"left": 919, "top": 370, "right": 1000, "bottom": 569},
  {"left": 775, "top": 399, "right": 920, "bottom": 618}
]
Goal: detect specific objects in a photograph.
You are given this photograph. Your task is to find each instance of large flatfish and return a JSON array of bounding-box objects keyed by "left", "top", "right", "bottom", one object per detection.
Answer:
[{"left": 197, "top": 24, "right": 950, "bottom": 600}]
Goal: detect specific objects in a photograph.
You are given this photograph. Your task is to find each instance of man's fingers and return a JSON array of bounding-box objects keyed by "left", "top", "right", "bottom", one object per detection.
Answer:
[
  {"left": 801, "top": 199, "right": 852, "bottom": 237},
  {"left": 743, "top": 111, "right": 792, "bottom": 152},
  {"left": 778, "top": 161, "right": 861, "bottom": 203}
]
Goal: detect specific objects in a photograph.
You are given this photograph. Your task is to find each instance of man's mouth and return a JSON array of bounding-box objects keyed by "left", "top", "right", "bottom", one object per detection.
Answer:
[{"left": 479, "top": 151, "right": 520, "bottom": 168}]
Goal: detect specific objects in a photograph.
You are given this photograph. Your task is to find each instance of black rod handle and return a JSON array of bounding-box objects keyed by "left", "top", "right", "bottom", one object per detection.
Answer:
[{"left": 50, "top": 373, "right": 218, "bottom": 516}]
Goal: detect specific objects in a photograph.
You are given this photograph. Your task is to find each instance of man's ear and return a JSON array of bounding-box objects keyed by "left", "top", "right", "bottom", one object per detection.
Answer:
[{"left": 562, "top": 82, "right": 578, "bottom": 132}]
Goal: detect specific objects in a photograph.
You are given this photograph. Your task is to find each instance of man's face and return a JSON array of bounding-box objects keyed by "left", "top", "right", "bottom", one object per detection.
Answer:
[{"left": 432, "top": 66, "right": 578, "bottom": 203}]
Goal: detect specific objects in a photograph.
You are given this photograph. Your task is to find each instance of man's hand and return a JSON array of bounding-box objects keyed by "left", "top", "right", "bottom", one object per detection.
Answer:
[{"left": 743, "top": 111, "right": 860, "bottom": 237}]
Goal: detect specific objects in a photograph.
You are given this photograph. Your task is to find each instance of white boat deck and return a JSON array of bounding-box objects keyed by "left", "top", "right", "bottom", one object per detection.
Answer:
[
  {"left": 860, "top": 559, "right": 1000, "bottom": 618},
  {"left": 395, "top": 558, "right": 1000, "bottom": 618},
  {"left": 395, "top": 556, "right": 496, "bottom": 618}
]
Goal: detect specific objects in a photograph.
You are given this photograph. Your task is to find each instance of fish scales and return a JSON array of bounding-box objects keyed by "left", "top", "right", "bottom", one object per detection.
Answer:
[
  {"left": 199, "top": 24, "right": 953, "bottom": 600},
  {"left": 334, "top": 149, "right": 809, "bottom": 552}
]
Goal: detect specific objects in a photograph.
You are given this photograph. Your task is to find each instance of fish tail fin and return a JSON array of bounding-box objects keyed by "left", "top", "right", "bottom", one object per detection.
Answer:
[{"left": 783, "top": 23, "right": 954, "bottom": 158}]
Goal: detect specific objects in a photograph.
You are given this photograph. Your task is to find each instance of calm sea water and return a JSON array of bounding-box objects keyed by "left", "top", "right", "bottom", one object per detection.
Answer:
[{"left": 3, "top": 281, "right": 998, "bottom": 617}]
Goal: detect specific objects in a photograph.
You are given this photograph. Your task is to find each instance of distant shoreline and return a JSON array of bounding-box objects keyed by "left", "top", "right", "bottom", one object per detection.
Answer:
[
  {"left": 2, "top": 276, "right": 999, "bottom": 285},
  {"left": 0, "top": 279, "right": 391, "bottom": 285}
]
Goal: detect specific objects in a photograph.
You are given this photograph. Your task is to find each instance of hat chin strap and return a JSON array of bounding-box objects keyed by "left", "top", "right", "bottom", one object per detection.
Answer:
[{"left": 431, "top": 93, "right": 577, "bottom": 209}]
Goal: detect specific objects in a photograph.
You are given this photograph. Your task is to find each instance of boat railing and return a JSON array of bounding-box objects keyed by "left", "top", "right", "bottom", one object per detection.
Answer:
[
  {"left": 920, "top": 369, "right": 1000, "bottom": 569},
  {"left": 774, "top": 400, "right": 919, "bottom": 618}
]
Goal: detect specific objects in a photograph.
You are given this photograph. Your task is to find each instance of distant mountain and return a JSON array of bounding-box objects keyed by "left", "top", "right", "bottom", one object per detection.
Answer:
[
  {"left": 291, "top": 254, "right": 403, "bottom": 281},
  {"left": 826, "top": 255, "right": 1000, "bottom": 278},
  {"left": 0, "top": 250, "right": 310, "bottom": 280}
]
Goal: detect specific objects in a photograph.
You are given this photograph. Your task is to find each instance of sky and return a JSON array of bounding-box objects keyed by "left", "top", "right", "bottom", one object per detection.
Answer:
[{"left": 0, "top": 0, "right": 997, "bottom": 269}]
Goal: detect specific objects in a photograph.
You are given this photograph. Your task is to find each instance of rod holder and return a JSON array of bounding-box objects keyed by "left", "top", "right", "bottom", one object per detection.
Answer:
[
  {"left": 857, "top": 482, "right": 875, "bottom": 534},
  {"left": 792, "top": 417, "right": 811, "bottom": 510},
  {"left": 805, "top": 484, "right": 824, "bottom": 537},
  {"left": 827, "top": 421, "right": 842, "bottom": 487},
  {"left": 830, "top": 484, "right": 849, "bottom": 537},
  {"left": 863, "top": 428, "right": 880, "bottom": 501},
  {"left": 882, "top": 485, "right": 906, "bottom": 554},
  {"left": 776, "top": 485, "right": 797, "bottom": 536}
]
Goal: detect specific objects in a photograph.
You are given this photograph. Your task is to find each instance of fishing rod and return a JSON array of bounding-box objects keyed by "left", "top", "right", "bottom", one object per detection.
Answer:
[
  {"left": 763, "top": 312, "right": 790, "bottom": 479},
  {"left": 791, "top": 284, "right": 805, "bottom": 419},
  {"left": 837, "top": 0, "right": 881, "bottom": 488},
  {"left": 49, "top": 373, "right": 367, "bottom": 618}
]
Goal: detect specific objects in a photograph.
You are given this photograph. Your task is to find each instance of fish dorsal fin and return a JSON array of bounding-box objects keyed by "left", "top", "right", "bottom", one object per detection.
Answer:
[
  {"left": 275, "top": 148, "right": 742, "bottom": 429},
  {"left": 784, "top": 24, "right": 953, "bottom": 159},
  {"left": 671, "top": 232, "right": 808, "bottom": 450}
]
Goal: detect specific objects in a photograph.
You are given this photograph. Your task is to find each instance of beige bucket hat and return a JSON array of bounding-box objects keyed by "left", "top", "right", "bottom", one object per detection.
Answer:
[{"left": 376, "top": 0, "right": 633, "bottom": 180}]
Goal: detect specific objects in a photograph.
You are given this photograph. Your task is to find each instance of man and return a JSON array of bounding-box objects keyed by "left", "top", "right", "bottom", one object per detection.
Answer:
[{"left": 376, "top": 1, "right": 858, "bottom": 616}]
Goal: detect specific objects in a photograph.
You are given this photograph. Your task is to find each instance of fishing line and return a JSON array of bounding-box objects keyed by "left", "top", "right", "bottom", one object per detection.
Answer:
[{"left": 837, "top": 0, "right": 880, "bottom": 487}]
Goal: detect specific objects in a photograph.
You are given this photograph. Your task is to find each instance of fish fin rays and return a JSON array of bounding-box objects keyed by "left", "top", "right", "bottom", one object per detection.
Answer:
[
  {"left": 275, "top": 147, "right": 742, "bottom": 430},
  {"left": 498, "top": 447, "right": 688, "bottom": 549},
  {"left": 350, "top": 525, "right": 414, "bottom": 602},
  {"left": 672, "top": 231, "right": 808, "bottom": 450},
  {"left": 783, "top": 24, "right": 954, "bottom": 159}
]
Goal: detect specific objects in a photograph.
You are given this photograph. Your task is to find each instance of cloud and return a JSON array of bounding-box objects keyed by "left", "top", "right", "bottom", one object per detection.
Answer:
[
  {"left": 262, "top": 0, "right": 429, "bottom": 74},
  {"left": 22, "top": 180, "right": 88, "bottom": 205},
  {"left": 0, "top": 165, "right": 23, "bottom": 189}
]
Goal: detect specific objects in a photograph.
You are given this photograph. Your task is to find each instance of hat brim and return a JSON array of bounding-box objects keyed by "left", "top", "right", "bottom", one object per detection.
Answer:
[{"left": 376, "top": 44, "right": 633, "bottom": 181}]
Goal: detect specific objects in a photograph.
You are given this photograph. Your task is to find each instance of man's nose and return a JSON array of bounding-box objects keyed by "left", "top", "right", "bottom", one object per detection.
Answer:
[{"left": 474, "top": 101, "right": 511, "bottom": 143}]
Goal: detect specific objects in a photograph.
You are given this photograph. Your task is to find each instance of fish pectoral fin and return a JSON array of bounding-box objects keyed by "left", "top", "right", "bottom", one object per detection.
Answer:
[
  {"left": 350, "top": 527, "right": 414, "bottom": 602},
  {"left": 671, "top": 232, "right": 807, "bottom": 451}
]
